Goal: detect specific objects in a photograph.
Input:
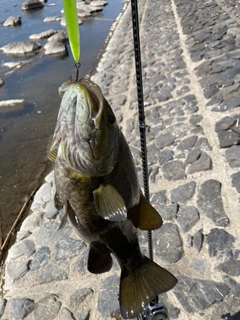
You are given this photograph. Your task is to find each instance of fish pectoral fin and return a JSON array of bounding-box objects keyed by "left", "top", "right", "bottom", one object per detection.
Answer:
[
  {"left": 88, "top": 242, "right": 113, "bottom": 274},
  {"left": 47, "top": 134, "right": 59, "bottom": 162},
  {"left": 120, "top": 256, "right": 177, "bottom": 319},
  {"left": 128, "top": 194, "right": 163, "bottom": 230},
  {"left": 93, "top": 184, "right": 127, "bottom": 221}
]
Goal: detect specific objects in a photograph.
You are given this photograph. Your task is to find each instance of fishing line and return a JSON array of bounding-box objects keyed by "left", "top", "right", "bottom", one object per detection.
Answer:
[
  {"left": 130, "top": 0, "right": 153, "bottom": 262},
  {"left": 62, "top": 0, "right": 81, "bottom": 81}
]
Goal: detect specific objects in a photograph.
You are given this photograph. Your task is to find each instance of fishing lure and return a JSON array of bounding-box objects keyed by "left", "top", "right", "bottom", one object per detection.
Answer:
[{"left": 62, "top": 0, "right": 80, "bottom": 63}]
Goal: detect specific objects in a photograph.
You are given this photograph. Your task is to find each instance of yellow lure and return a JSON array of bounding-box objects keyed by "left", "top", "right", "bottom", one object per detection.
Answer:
[{"left": 62, "top": 0, "right": 80, "bottom": 63}]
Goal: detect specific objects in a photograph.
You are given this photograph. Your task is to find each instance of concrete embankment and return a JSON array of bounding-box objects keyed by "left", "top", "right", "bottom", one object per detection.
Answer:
[{"left": 1, "top": 0, "right": 240, "bottom": 319}]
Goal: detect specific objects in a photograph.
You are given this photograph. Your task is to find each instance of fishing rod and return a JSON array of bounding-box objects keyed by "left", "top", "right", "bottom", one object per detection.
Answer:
[
  {"left": 62, "top": 0, "right": 170, "bottom": 318},
  {"left": 130, "top": 0, "right": 170, "bottom": 319}
]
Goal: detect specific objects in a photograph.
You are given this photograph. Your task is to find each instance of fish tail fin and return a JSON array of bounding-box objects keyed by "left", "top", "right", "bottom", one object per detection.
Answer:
[{"left": 120, "top": 256, "right": 177, "bottom": 319}]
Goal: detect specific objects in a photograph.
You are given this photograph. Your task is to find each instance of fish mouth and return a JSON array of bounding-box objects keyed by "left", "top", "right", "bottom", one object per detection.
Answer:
[
  {"left": 79, "top": 78, "right": 104, "bottom": 130},
  {"left": 58, "top": 78, "right": 104, "bottom": 130}
]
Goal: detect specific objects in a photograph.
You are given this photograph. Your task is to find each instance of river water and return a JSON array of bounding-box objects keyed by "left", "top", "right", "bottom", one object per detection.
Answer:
[{"left": 0, "top": 0, "right": 125, "bottom": 240}]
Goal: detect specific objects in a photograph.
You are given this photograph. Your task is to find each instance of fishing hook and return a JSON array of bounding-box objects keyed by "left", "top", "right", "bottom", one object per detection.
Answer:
[{"left": 75, "top": 62, "right": 81, "bottom": 82}]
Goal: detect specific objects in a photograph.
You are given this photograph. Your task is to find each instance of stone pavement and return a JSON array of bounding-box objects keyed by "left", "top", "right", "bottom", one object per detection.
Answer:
[{"left": 1, "top": 0, "right": 240, "bottom": 319}]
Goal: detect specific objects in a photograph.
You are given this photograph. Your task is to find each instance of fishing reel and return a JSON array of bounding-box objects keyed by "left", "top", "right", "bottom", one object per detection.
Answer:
[{"left": 137, "top": 300, "right": 169, "bottom": 320}]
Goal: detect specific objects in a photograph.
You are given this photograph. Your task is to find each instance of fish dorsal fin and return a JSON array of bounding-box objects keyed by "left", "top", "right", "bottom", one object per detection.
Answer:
[
  {"left": 93, "top": 184, "right": 127, "bottom": 221},
  {"left": 128, "top": 193, "right": 163, "bottom": 230},
  {"left": 47, "top": 135, "right": 59, "bottom": 162}
]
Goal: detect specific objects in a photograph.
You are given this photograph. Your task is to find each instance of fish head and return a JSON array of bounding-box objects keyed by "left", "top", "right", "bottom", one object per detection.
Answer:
[{"left": 49, "top": 78, "right": 119, "bottom": 176}]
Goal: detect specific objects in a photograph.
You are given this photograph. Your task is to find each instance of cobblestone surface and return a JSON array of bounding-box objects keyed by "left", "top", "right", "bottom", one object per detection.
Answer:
[{"left": 2, "top": 0, "right": 240, "bottom": 319}]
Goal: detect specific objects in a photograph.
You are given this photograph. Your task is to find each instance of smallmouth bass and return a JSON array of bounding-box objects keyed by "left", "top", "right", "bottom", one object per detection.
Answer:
[{"left": 48, "top": 78, "right": 177, "bottom": 319}]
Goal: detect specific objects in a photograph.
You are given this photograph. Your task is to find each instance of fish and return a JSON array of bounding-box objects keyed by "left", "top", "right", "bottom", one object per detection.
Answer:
[{"left": 48, "top": 78, "right": 177, "bottom": 319}]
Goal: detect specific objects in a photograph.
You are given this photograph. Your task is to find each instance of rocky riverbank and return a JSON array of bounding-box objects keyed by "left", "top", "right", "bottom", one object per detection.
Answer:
[
  {"left": 1, "top": 0, "right": 240, "bottom": 319},
  {"left": 0, "top": 0, "right": 108, "bottom": 88}
]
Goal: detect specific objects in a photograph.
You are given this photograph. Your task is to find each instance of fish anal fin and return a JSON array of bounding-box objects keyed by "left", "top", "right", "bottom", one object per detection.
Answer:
[
  {"left": 128, "top": 194, "right": 163, "bottom": 230},
  {"left": 120, "top": 256, "right": 177, "bottom": 319},
  {"left": 88, "top": 242, "right": 113, "bottom": 274},
  {"left": 93, "top": 184, "right": 127, "bottom": 221}
]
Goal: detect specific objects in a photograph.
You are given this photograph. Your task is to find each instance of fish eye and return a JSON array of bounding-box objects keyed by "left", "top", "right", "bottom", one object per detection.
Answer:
[{"left": 109, "top": 116, "right": 116, "bottom": 126}]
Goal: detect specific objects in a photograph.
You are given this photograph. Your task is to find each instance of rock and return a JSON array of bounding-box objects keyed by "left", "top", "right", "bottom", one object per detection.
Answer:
[
  {"left": 34, "top": 220, "right": 71, "bottom": 247},
  {"left": 216, "top": 259, "right": 240, "bottom": 277},
  {"left": 48, "top": 30, "right": 68, "bottom": 43},
  {"left": 91, "top": 0, "right": 108, "bottom": 6},
  {"left": 3, "top": 16, "right": 21, "bottom": 27},
  {"left": 75, "top": 247, "right": 89, "bottom": 273},
  {"left": 222, "top": 275, "right": 240, "bottom": 297},
  {"left": 173, "top": 275, "right": 229, "bottom": 312},
  {"left": 44, "top": 16, "right": 61, "bottom": 23},
  {"left": 194, "top": 137, "right": 212, "bottom": 151},
  {"left": 154, "top": 203, "right": 178, "bottom": 221},
  {"left": 1, "top": 41, "right": 41, "bottom": 55},
  {"left": 176, "top": 206, "right": 199, "bottom": 233},
  {"left": 151, "top": 191, "right": 167, "bottom": 205},
  {"left": 162, "top": 160, "right": 185, "bottom": 180},
  {"left": 0, "top": 299, "right": 7, "bottom": 317},
  {"left": 217, "top": 130, "right": 240, "bottom": 148},
  {"left": 190, "top": 281, "right": 229, "bottom": 311},
  {"left": 197, "top": 179, "right": 229, "bottom": 227},
  {"left": 55, "top": 237, "right": 85, "bottom": 260},
  {"left": 210, "top": 297, "right": 240, "bottom": 319},
  {"left": 158, "top": 149, "right": 174, "bottom": 164},
  {"left": 185, "top": 149, "right": 201, "bottom": 165},
  {"left": 231, "top": 172, "right": 240, "bottom": 193},
  {"left": 98, "top": 275, "right": 120, "bottom": 316},
  {"left": 8, "top": 298, "right": 34, "bottom": 319},
  {"left": 0, "top": 99, "right": 25, "bottom": 109},
  {"left": 171, "top": 181, "right": 196, "bottom": 204},
  {"left": 22, "top": 0, "right": 44, "bottom": 10},
  {"left": 8, "top": 239, "right": 35, "bottom": 259},
  {"left": 58, "top": 307, "right": 75, "bottom": 320},
  {"left": 206, "top": 228, "right": 235, "bottom": 257},
  {"left": 44, "top": 40, "right": 67, "bottom": 55},
  {"left": 60, "top": 16, "right": 82, "bottom": 27},
  {"left": 187, "top": 151, "right": 212, "bottom": 174},
  {"left": 215, "top": 116, "right": 236, "bottom": 132},
  {"left": 225, "top": 145, "right": 240, "bottom": 168},
  {"left": 3, "top": 60, "right": 32, "bottom": 69},
  {"left": 203, "top": 84, "right": 219, "bottom": 99},
  {"left": 154, "top": 133, "right": 175, "bottom": 149},
  {"left": 88, "top": 4, "right": 105, "bottom": 12},
  {"left": 68, "top": 288, "right": 93, "bottom": 311},
  {"left": 177, "top": 135, "right": 198, "bottom": 152},
  {"left": 30, "top": 246, "right": 51, "bottom": 270},
  {"left": 34, "top": 295, "right": 61, "bottom": 320},
  {"left": 147, "top": 143, "right": 158, "bottom": 164},
  {"left": 29, "top": 29, "right": 57, "bottom": 40},
  {"left": 6, "top": 260, "right": 30, "bottom": 282},
  {"left": 189, "top": 115, "right": 203, "bottom": 126},
  {"left": 45, "top": 200, "right": 58, "bottom": 219},
  {"left": 192, "top": 229, "right": 204, "bottom": 253},
  {"left": 77, "top": 9, "right": 92, "bottom": 18},
  {"left": 38, "top": 262, "right": 68, "bottom": 283},
  {"left": 154, "top": 223, "right": 183, "bottom": 263},
  {"left": 224, "top": 95, "right": 240, "bottom": 109},
  {"left": 189, "top": 259, "right": 207, "bottom": 274}
]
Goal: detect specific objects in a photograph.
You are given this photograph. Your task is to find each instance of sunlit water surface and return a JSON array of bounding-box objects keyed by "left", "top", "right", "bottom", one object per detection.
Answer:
[{"left": 0, "top": 0, "right": 124, "bottom": 239}]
